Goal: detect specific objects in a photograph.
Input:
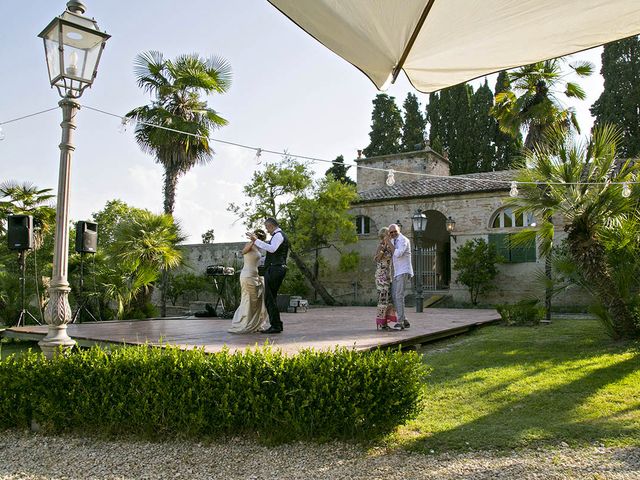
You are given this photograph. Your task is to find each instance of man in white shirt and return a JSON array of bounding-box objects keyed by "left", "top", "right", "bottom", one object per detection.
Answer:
[
  {"left": 388, "top": 223, "right": 412, "bottom": 330},
  {"left": 248, "top": 218, "right": 288, "bottom": 333}
]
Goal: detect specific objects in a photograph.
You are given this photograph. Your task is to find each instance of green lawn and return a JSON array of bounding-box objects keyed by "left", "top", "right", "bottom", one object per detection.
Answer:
[{"left": 393, "top": 319, "right": 640, "bottom": 452}]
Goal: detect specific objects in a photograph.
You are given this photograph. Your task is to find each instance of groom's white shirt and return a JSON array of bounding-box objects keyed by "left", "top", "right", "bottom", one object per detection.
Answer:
[
  {"left": 392, "top": 233, "right": 413, "bottom": 278},
  {"left": 254, "top": 228, "right": 283, "bottom": 253}
]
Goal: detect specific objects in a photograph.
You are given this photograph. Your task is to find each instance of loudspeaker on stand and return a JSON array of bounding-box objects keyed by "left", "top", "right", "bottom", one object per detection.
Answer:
[
  {"left": 7, "top": 215, "right": 34, "bottom": 251},
  {"left": 75, "top": 221, "right": 98, "bottom": 253}
]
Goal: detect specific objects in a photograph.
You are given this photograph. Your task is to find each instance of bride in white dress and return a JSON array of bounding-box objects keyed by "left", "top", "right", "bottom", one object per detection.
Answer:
[{"left": 228, "top": 229, "right": 269, "bottom": 334}]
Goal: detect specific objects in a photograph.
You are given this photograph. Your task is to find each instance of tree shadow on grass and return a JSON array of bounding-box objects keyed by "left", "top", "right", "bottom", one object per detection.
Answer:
[{"left": 406, "top": 353, "right": 640, "bottom": 452}]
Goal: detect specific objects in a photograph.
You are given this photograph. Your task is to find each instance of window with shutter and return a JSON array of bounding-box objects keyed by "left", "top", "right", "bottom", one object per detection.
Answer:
[{"left": 489, "top": 233, "right": 536, "bottom": 263}]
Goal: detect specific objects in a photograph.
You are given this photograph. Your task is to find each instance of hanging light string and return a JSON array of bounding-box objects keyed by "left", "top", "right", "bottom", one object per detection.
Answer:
[
  {"left": 0, "top": 106, "right": 59, "bottom": 126},
  {"left": 81, "top": 105, "right": 640, "bottom": 190},
  {"left": 1, "top": 105, "right": 638, "bottom": 191}
]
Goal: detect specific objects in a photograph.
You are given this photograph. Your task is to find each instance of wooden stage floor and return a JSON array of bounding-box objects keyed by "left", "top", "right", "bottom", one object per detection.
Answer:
[{"left": 4, "top": 307, "right": 501, "bottom": 355}]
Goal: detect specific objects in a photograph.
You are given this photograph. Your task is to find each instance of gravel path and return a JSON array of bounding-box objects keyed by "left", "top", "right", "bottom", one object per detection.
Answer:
[{"left": 0, "top": 431, "right": 638, "bottom": 479}]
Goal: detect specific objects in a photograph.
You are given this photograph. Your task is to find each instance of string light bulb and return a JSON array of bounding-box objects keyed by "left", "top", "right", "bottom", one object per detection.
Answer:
[
  {"left": 118, "top": 117, "right": 131, "bottom": 134},
  {"left": 0, "top": 126, "right": 5, "bottom": 141},
  {"left": 509, "top": 181, "right": 519, "bottom": 197},
  {"left": 386, "top": 169, "right": 395, "bottom": 186},
  {"left": 255, "top": 148, "right": 262, "bottom": 165},
  {"left": 622, "top": 182, "right": 631, "bottom": 198}
]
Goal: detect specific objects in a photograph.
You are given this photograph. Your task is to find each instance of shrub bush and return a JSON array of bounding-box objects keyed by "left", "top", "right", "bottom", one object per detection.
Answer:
[
  {"left": 496, "top": 299, "right": 543, "bottom": 326},
  {"left": 453, "top": 239, "right": 501, "bottom": 305},
  {"left": 0, "top": 345, "right": 426, "bottom": 441}
]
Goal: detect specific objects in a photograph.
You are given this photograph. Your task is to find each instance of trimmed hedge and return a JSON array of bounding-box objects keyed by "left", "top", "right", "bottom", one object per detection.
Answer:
[{"left": 0, "top": 345, "right": 427, "bottom": 441}]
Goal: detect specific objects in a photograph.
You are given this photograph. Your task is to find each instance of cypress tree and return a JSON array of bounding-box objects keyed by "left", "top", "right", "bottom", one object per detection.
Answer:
[
  {"left": 362, "top": 94, "right": 403, "bottom": 157},
  {"left": 471, "top": 79, "right": 498, "bottom": 172},
  {"left": 427, "top": 84, "right": 477, "bottom": 173},
  {"left": 426, "top": 92, "right": 444, "bottom": 155},
  {"left": 446, "top": 83, "right": 475, "bottom": 174},
  {"left": 400, "top": 92, "right": 426, "bottom": 151},
  {"left": 591, "top": 35, "right": 640, "bottom": 157},
  {"left": 325, "top": 155, "right": 356, "bottom": 186},
  {"left": 493, "top": 71, "right": 522, "bottom": 170}
]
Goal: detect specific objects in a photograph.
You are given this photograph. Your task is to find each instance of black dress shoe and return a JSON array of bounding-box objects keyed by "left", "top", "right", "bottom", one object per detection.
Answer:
[{"left": 260, "top": 327, "right": 282, "bottom": 334}]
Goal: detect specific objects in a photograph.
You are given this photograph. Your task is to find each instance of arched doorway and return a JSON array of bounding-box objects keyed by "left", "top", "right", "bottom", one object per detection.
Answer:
[{"left": 412, "top": 210, "right": 451, "bottom": 290}]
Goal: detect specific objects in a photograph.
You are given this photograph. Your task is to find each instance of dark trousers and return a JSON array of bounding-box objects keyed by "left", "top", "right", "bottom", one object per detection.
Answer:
[{"left": 264, "top": 265, "right": 286, "bottom": 330}]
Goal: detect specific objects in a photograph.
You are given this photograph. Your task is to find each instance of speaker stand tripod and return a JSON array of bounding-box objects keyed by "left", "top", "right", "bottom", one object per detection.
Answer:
[
  {"left": 15, "top": 251, "right": 41, "bottom": 327},
  {"left": 72, "top": 252, "right": 99, "bottom": 323}
]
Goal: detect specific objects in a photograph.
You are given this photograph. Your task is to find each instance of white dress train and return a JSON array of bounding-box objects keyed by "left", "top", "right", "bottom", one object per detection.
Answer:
[{"left": 228, "top": 246, "right": 269, "bottom": 333}]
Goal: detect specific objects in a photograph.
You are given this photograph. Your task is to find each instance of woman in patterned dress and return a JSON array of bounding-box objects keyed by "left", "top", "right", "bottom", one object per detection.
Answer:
[{"left": 374, "top": 227, "right": 397, "bottom": 330}]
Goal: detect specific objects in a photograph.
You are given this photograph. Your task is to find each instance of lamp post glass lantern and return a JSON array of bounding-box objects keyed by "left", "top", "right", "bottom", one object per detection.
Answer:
[
  {"left": 412, "top": 209, "right": 427, "bottom": 313},
  {"left": 412, "top": 210, "right": 427, "bottom": 233},
  {"left": 37, "top": 1, "right": 109, "bottom": 357},
  {"left": 38, "top": 1, "right": 110, "bottom": 98}
]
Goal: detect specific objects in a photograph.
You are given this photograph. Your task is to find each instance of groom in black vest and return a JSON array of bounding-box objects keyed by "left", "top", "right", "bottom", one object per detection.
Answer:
[{"left": 249, "top": 218, "right": 288, "bottom": 333}]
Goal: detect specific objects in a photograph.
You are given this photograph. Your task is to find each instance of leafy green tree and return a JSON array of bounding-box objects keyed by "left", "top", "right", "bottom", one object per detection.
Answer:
[
  {"left": 228, "top": 156, "right": 357, "bottom": 304},
  {"left": 362, "top": 94, "right": 403, "bottom": 157},
  {"left": 325, "top": 155, "right": 355, "bottom": 186},
  {"left": 491, "top": 58, "right": 593, "bottom": 149},
  {"left": 290, "top": 175, "right": 358, "bottom": 301},
  {"left": 590, "top": 35, "right": 640, "bottom": 158},
  {"left": 126, "top": 51, "right": 232, "bottom": 215},
  {"left": 492, "top": 71, "right": 523, "bottom": 170},
  {"left": 453, "top": 238, "right": 500, "bottom": 305},
  {"left": 509, "top": 125, "right": 640, "bottom": 338},
  {"left": 400, "top": 92, "right": 426, "bottom": 152}
]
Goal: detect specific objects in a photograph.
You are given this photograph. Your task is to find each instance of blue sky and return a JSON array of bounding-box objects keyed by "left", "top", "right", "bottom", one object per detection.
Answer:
[{"left": 0, "top": 0, "right": 603, "bottom": 243}]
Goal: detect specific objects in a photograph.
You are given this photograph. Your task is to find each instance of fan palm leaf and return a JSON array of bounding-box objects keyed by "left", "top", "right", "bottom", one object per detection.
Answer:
[{"left": 507, "top": 124, "right": 640, "bottom": 338}]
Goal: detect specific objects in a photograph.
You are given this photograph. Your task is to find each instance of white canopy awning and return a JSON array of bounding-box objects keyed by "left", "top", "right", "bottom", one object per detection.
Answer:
[{"left": 268, "top": 0, "right": 640, "bottom": 92}]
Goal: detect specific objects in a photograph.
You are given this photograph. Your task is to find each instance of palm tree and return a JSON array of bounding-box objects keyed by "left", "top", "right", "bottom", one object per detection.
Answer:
[
  {"left": 491, "top": 59, "right": 593, "bottom": 321},
  {"left": 510, "top": 125, "right": 640, "bottom": 338},
  {"left": 491, "top": 59, "right": 593, "bottom": 149},
  {"left": 126, "top": 51, "right": 232, "bottom": 215},
  {"left": 126, "top": 51, "right": 230, "bottom": 316},
  {"left": 106, "top": 211, "right": 186, "bottom": 318},
  {"left": 0, "top": 182, "right": 56, "bottom": 322},
  {"left": 0, "top": 181, "right": 56, "bottom": 243}
]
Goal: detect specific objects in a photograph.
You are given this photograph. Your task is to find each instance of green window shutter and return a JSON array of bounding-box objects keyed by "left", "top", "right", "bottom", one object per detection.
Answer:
[
  {"left": 509, "top": 236, "right": 537, "bottom": 263},
  {"left": 489, "top": 233, "right": 510, "bottom": 262},
  {"left": 524, "top": 238, "right": 537, "bottom": 262}
]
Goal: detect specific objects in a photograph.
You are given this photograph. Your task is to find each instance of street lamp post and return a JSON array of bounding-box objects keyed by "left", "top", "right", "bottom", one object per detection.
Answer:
[
  {"left": 37, "top": 1, "right": 110, "bottom": 357},
  {"left": 411, "top": 209, "right": 427, "bottom": 313}
]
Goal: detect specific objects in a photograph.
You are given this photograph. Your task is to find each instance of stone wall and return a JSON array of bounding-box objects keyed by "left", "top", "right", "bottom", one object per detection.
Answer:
[
  {"left": 155, "top": 242, "right": 246, "bottom": 311},
  {"left": 355, "top": 149, "right": 450, "bottom": 193},
  {"left": 179, "top": 242, "right": 246, "bottom": 274}
]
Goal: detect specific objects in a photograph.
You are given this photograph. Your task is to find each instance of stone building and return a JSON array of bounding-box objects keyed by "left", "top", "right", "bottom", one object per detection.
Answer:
[{"left": 318, "top": 149, "right": 587, "bottom": 308}]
